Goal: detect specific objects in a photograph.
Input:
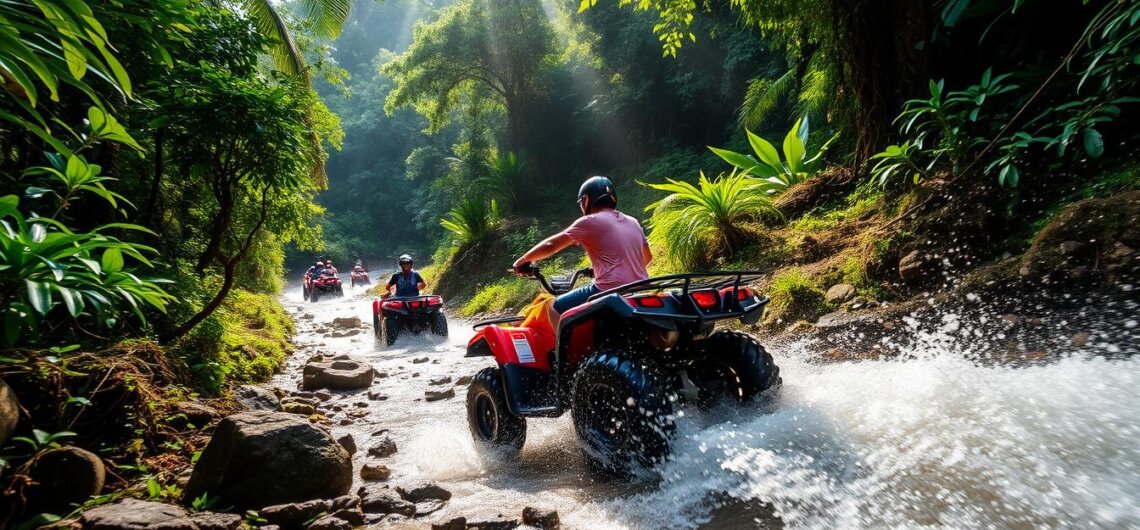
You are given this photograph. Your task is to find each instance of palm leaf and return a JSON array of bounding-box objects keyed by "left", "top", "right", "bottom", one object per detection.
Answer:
[{"left": 241, "top": 0, "right": 307, "bottom": 79}]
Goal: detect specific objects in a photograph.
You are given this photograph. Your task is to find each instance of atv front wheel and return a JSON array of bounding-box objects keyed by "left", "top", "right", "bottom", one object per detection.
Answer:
[
  {"left": 310, "top": 289, "right": 320, "bottom": 303},
  {"left": 429, "top": 312, "right": 448, "bottom": 338},
  {"left": 373, "top": 314, "right": 382, "bottom": 340},
  {"left": 467, "top": 367, "right": 526, "bottom": 453},
  {"left": 689, "top": 331, "right": 781, "bottom": 407},
  {"left": 383, "top": 316, "right": 400, "bottom": 346},
  {"left": 571, "top": 352, "right": 676, "bottom": 475}
]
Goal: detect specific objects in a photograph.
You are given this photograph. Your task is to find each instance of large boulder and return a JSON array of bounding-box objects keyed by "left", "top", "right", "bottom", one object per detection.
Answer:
[
  {"left": 1021, "top": 191, "right": 1140, "bottom": 284},
  {"left": 824, "top": 284, "right": 856, "bottom": 305},
  {"left": 0, "top": 378, "right": 18, "bottom": 445},
  {"left": 302, "top": 356, "right": 374, "bottom": 391},
  {"left": 80, "top": 498, "right": 196, "bottom": 530},
  {"left": 357, "top": 485, "right": 415, "bottom": 517},
  {"left": 27, "top": 446, "right": 105, "bottom": 515},
  {"left": 183, "top": 412, "right": 352, "bottom": 509}
]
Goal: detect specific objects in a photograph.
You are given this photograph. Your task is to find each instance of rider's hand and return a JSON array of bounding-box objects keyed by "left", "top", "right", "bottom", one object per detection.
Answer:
[{"left": 512, "top": 259, "right": 532, "bottom": 276}]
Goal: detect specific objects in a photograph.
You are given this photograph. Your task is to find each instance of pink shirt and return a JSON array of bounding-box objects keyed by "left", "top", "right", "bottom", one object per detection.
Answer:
[{"left": 564, "top": 209, "right": 649, "bottom": 291}]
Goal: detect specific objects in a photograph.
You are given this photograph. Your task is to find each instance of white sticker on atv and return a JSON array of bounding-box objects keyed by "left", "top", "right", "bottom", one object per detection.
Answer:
[{"left": 510, "top": 332, "right": 535, "bottom": 364}]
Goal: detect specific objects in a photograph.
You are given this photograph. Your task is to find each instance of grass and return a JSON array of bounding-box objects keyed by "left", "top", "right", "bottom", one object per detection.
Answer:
[
  {"left": 172, "top": 289, "right": 292, "bottom": 393},
  {"left": 763, "top": 268, "right": 828, "bottom": 325},
  {"left": 460, "top": 276, "right": 540, "bottom": 316}
]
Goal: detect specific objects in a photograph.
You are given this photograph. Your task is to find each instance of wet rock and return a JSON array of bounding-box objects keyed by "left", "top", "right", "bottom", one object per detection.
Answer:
[
  {"left": 172, "top": 401, "right": 220, "bottom": 428},
  {"left": 27, "top": 446, "right": 105, "bottom": 515},
  {"left": 368, "top": 437, "right": 398, "bottom": 457},
  {"left": 80, "top": 498, "right": 194, "bottom": 530},
  {"left": 281, "top": 401, "right": 317, "bottom": 416},
  {"left": 189, "top": 512, "right": 243, "bottom": 530},
  {"left": 1071, "top": 332, "right": 1092, "bottom": 347},
  {"left": 300, "top": 314, "right": 315, "bottom": 320},
  {"left": 347, "top": 409, "right": 368, "bottom": 418},
  {"left": 183, "top": 412, "right": 352, "bottom": 509},
  {"left": 373, "top": 370, "right": 389, "bottom": 378},
  {"left": 411, "top": 357, "right": 429, "bottom": 364},
  {"left": 455, "top": 375, "right": 474, "bottom": 386},
  {"left": 329, "top": 494, "right": 361, "bottom": 512},
  {"left": 425, "top": 388, "right": 455, "bottom": 402},
  {"left": 329, "top": 508, "right": 365, "bottom": 526},
  {"left": 338, "top": 419, "right": 354, "bottom": 426},
  {"left": 329, "top": 329, "right": 361, "bottom": 338},
  {"left": 464, "top": 512, "right": 520, "bottom": 530},
  {"left": 825, "top": 284, "right": 856, "bottom": 305},
  {"left": 259, "top": 500, "right": 331, "bottom": 528},
  {"left": 396, "top": 482, "right": 451, "bottom": 502},
  {"left": 898, "top": 251, "right": 929, "bottom": 284},
  {"left": 414, "top": 499, "right": 447, "bottom": 516},
  {"left": 999, "top": 314, "right": 1021, "bottom": 328},
  {"left": 236, "top": 385, "right": 280, "bottom": 411},
  {"left": 306, "top": 515, "right": 349, "bottom": 530},
  {"left": 431, "top": 517, "right": 466, "bottom": 530},
  {"left": 360, "top": 462, "right": 391, "bottom": 481},
  {"left": 314, "top": 390, "right": 333, "bottom": 401},
  {"left": 1, "top": 378, "right": 18, "bottom": 444},
  {"left": 1059, "top": 240, "right": 1087, "bottom": 256},
  {"left": 336, "top": 433, "right": 356, "bottom": 456},
  {"left": 428, "top": 376, "right": 452, "bottom": 386},
  {"left": 354, "top": 401, "right": 368, "bottom": 408},
  {"left": 522, "top": 507, "right": 561, "bottom": 529},
  {"left": 302, "top": 357, "right": 374, "bottom": 391},
  {"left": 357, "top": 485, "right": 415, "bottom": 516},
  {"left": 332, "top": 317, "right": 362, "bottom": 329}
]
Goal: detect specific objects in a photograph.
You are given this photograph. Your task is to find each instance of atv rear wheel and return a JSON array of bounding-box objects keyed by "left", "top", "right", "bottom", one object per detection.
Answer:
[
  {"left": 310, "top": 289, "right": 320, "bottom": 303},
  {"left": 467, "top": 367, "right": 526, "bottom": 453},
  {"left": 383, "top": 316, "right": 400, "bottom": 346},
  {"left": 429, "top": 312, "right": 448, "bottom": 338},
  {"left": 373, "top": 314, "right": 382, "bottom": 340},
  {"left": 689, "top": 331, "right": 781, "bottom": 407},
  {"left": 571, "top": 352, "right": 676, "bottom": 475}
]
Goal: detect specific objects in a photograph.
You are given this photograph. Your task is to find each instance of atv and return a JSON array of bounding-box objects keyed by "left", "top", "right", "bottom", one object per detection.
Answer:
[
  {"left": 372, "top": 294, "right": 448, "bottom": 346},
  {"left": 351, "top": 267, "right": 371, "bottom": 287},
  {"left": 309, "top": 274, "right": 344, "bottom": 302},
  {"left": 463, "top": 265, "right": 780, "bottom": 474}
]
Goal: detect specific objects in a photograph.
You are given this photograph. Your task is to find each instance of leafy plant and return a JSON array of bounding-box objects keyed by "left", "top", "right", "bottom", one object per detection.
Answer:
[
  {"left": 475, "top": 151, "right": 526, "bottom": 207},
  {"left": 440, "top": 197, "right": 501, "bottom": 246},
  {"left": 869, "top": 141, "right": 926, "bottom": 187},
  {"left": 9, "top": 429, "right": 76, "bottom": 453},
  {"left": 710, "top": 115, "right": 839, "bottom": 195},
  {"left": 643, "top": 170, "right": 780, "bottom": 269}
]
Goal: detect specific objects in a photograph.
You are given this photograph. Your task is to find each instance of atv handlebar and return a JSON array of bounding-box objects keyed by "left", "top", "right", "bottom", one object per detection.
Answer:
[{"left": 512, "top": 263, "right": 593, "bottom": 295}]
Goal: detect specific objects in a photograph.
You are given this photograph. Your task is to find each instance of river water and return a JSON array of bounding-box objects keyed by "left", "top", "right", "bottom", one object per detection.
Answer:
[{"left": 277, "top": 281, "right": 1140, "bottom": 529}]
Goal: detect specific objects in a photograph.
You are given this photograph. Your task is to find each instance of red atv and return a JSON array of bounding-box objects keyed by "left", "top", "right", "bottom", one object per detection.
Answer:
[
  {"left": 309, "top": 274, "right": 344, "bottom": 302},
  {"left": 372, "top": 295, "right": 448, "bottom": 346},
  {"left": 464, "top": 265, "right": 780, "bottom": 474},
  {"left": 351, "top": 267, "right": 371, "bottom": 287}
]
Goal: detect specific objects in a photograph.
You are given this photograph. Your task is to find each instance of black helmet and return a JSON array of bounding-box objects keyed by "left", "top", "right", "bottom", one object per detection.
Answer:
[
  {"left": 577, "top": 176, "right": 617, "bottom": 214},
  {"left": 398, "top": 254, "right": 413, "bottom": 265}
]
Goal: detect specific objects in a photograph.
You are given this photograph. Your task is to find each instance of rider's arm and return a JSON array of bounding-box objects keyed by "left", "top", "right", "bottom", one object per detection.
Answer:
[
  {"left": 513, "top": 231, "right": 574, "bottom": 269},
  {"left": 415, "top": 272, "right": 427, "bottom": 291},
  {"left": 642, "top": 241, "right": 653, "bottom": 265}
]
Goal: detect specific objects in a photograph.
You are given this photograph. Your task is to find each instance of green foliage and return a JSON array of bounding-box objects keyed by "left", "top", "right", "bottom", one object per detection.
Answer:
[
  {"left": 460, "top": 276, "right": 537, "bottom": 316},
  {"left": 1, "top": 145, "right": 173, "bottom": 346},
  {"left": 644, "top": 170, "right": 778, "bottom": 269},
  {"left": 765, "top": 268, "right": 827, "bottom": 324},
  {"left": 476, "top": 151, "right": 526, "bottom": 208},
  {"left": 440, "top": 197, "right": 501, "bottom": 246},
  {"left": 241, "top": 0, "right": 350, "bottom": 78},
  {"left": 710, "top": 116, "right": 839, "bottom": 194},
  {"left": 869, "top": 140, "right": 926, "bottom": 188}
]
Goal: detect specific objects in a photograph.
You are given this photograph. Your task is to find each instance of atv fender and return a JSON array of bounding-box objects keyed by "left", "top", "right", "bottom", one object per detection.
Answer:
[{"left": 466, "top": 326, "right": 554, "bottom": 371}]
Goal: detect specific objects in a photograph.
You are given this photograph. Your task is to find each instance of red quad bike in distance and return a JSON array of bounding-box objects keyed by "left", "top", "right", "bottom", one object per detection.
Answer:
[
  {"left": 372, "top": 295, "right": 448, "bottom": 346},
  {"left": 464, "top": 264, "right": 781, "bottom": 475},
  {"left": 309, "top": 274, "right": 344, "bottom": 302},
  {"left": 351, "top": 267, "right": 371, "bottom": 287}
]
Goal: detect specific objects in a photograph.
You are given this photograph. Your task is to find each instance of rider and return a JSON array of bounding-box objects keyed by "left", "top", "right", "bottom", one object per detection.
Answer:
[
  {"left": 512, "top": 176, "right": 651, "bottom": 320},
  {"left": 306, "top": 261, "right": 323, "bottom": 278},
  {"left": 386, "top": 254, "right": 426, "bottom": 297},
  {"left": 323, "top": 260, "right": 338, "bottom": 276}
]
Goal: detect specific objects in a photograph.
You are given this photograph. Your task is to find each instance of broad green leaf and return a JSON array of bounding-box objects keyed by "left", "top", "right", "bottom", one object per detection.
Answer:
[
  {"left": 1082, "top": 129, "right": 1104, "bottom": 158},
  {"left": 26, "top": 281, "right": 52, "bottom": 315},
  {"left": 101, "top": 247, "right": 123, "bottom": 272},
  {"left": 708, "top": 146, "right": 759, "bottom": 173},
  {"left": 783, "top": 120, "right": 806, "bottom": 174},
  {"left": 745, "top": 130, "right": 783, "bottom": 170}
]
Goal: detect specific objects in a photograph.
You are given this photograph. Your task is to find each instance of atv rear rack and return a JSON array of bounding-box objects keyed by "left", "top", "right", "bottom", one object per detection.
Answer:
[{"left": 588, "top": 271, "right": 769, "bottom": 325}]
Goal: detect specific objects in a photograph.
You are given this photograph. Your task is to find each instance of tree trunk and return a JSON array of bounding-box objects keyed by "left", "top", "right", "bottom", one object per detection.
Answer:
[
  {"left": 145, "top": 126, "right": 165, "bottom": 224},
  {"left": 161, "top": 260, "right": 237, "bottom": 343}
]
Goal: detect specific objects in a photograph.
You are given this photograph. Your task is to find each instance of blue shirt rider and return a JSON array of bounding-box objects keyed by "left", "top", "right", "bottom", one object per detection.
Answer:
[{"left": 386, "top": 254, "right": 426, "bottom": 297}]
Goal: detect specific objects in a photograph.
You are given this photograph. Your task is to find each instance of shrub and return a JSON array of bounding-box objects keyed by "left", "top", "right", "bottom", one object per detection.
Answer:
[
  {"left": 644, "top": 170, "right": 779, "bottom": 269},
  {"left": 709, "top": 115, "right": 839, "bottom": 195},
  {"left": 461, "top": 277, "right": 538, "bottom": 316},
  {"left": 764, "top": 269, "right": 828, "bottom": 324},
  {"left": 440, "top": 197, "right": 501, "bottom": 246}
]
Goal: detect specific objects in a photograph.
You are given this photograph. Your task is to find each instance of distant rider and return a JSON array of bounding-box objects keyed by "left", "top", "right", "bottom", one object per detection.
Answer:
[
  {"left": 386, "top": 254, "right": 426, "bottom": 297},
  {"left": 323, "top": 260, "right": 338, "bottom": 276},
  {"left": 306, "top": 261, "right": 323, "bottom": 278},
  {"left": 512, "top": 176, "right": 651, "bottom": 321}
]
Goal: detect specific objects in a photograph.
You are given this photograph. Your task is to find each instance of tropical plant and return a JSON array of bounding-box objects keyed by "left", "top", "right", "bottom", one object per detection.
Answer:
[
  {"left": 643, "top": 170, "right": 779, "bottom": 269},
  {"left": 240, "top": 0, "right": 350, "bottom": 78},
  {"left": 440, "top": 197, "right": 501, "bottom": 246},
  {"left": 869, "top": 140, "right": 925, "bottom": 188},
  {"left": 710, "top": 115, "right": 839, "bottom": 195},
  {"left": 475, "top": 151, "right": 526, "bottom": 207}
]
